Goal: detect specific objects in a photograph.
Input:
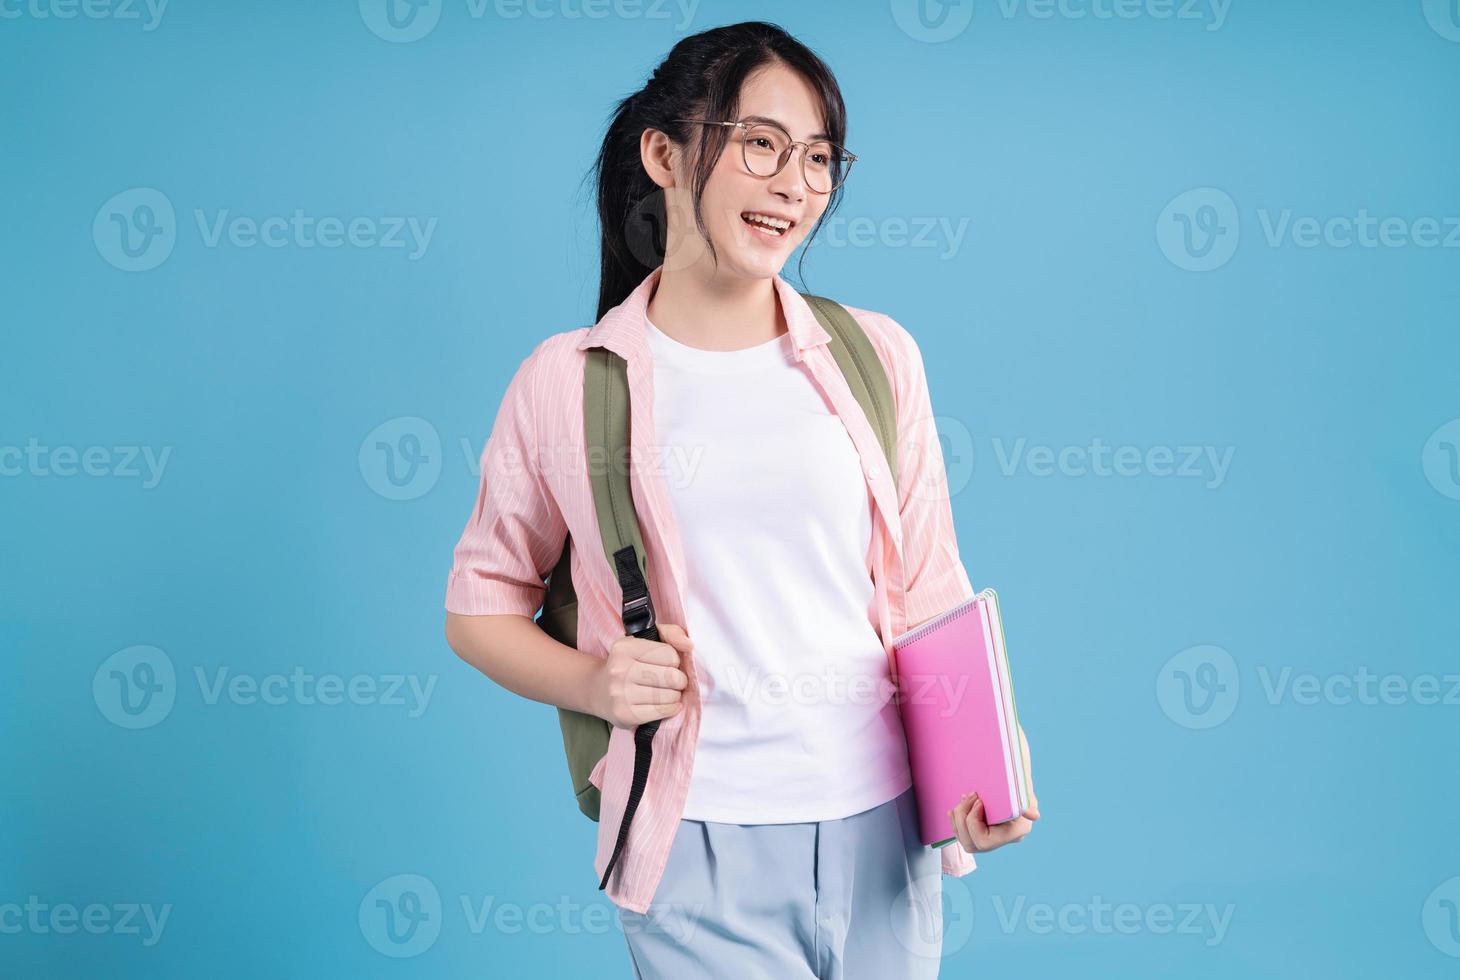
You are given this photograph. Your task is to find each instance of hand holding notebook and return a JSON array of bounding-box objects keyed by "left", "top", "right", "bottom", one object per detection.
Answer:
[
  {"left": 892, "top": 588, "right": 1038, "bottom": 851},
  {"left": 948, "top": 725, "right": 1038, "bottom": 854}
]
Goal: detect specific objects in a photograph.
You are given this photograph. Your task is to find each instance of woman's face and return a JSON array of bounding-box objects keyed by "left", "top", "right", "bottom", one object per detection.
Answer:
[{"left": 660, "top": 61, "right": 836, "bottom": 282}]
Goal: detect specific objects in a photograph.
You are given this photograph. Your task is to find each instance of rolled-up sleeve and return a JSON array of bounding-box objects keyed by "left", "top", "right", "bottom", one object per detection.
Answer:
[
  {"left": 444, "top": 345, "right": 568, "bottom": 618},
  {"left": 883, "top": 313, "right": 981, "bottom": 878},
  {"left": 884, "top": 313, "right": 976, "bottom": 632}
]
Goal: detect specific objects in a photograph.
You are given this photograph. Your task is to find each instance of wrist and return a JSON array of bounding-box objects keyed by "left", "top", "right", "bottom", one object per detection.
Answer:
[{"left": 576, "top": 655, "right": 607, "bottom": 719}]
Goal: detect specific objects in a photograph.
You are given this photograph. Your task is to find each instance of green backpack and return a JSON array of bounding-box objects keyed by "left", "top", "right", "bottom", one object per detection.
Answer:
[{"left": 534, "top": 294, "right": 899, "bottom": 889}]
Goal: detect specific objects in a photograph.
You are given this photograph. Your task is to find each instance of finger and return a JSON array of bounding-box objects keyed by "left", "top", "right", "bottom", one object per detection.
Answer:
[
  {"left": 1022, "top": 788, "right": 1040, "bottom": 821},
  {"left": 630, "top": 639, "right": 683, "bottom": 667},
  {"left": 628, "top": 682, "right": 682, "bottom": 705},
  {"left": 959, "top": 795, "right": 995, "bottom": 852},
  {"left": 950, "top": 797, "right": 975, "bottom": 853},
  {"left": 967, "top": 794, "right": 987, "bottom": 827},
  {"left": 992, "top": 817, "right": 1032, "bottom": 844},
  {"left": 977, "top": 808, "right": 1032, "bottom": 848},
  {"left": 655, "top": 623, "right": 695, "bottom": 654},
  {"left": 635, "top": 700, "right": 683, "bottom": 723},
  {"left": 657, "top": 622, "right": 689, "bottom": 642},
  {"left": 635, "top": 663, "right": 688, "bottom": 691}
]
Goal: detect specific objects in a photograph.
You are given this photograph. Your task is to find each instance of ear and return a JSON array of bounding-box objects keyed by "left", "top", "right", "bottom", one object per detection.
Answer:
[{"left": 640, "top": 127, "right": 681, "bottom": 191}]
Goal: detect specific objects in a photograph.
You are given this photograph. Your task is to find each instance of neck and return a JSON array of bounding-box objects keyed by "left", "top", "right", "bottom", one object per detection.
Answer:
[{"left": 645, "top": 264, "right": 788, "bottom": 352}]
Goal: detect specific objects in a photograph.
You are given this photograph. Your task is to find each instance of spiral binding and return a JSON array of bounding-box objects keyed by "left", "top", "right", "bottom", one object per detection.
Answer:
[{"left": 891, "top": 588, "right": 999, "bottom": 650}]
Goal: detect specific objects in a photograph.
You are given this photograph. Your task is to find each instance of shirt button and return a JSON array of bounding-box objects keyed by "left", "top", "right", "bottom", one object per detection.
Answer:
[{"left": 866, "top": 463, "right": 881, "bottom": 481}]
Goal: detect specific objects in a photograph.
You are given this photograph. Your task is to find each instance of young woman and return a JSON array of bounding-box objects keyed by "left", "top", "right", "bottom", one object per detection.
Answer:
[{"left": 444, "top": 20, "right": 1038, "bottom": 979}]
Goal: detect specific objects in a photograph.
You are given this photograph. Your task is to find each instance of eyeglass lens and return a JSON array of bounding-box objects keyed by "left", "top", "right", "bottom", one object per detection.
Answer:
[{"left": 738, "top": 124, "right": 851, "bottom": 193}]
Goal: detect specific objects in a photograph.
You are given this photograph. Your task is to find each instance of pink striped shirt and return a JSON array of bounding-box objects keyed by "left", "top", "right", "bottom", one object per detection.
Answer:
[{"left": 445, "top": 264, "right": 979, "bottom": 914}]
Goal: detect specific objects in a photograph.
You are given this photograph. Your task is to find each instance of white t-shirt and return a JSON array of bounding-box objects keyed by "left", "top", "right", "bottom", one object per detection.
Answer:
[{"left": 645, "top": 315, "right": 913, "bottom": 824}]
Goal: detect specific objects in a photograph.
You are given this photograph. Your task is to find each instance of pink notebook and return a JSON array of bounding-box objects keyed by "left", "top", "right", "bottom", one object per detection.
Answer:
[{"left": 893, "top": 589, "right": 1031, "bottom": 848}]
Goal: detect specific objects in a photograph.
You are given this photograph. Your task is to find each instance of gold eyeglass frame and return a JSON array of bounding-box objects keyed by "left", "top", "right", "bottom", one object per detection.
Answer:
[{"left": 672, "top": 118, "right": 857, "bottom": 194}]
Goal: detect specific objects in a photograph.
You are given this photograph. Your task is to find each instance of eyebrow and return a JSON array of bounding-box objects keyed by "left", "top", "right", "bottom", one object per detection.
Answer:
[{"left": 740, "top": 114, "right": 835, "bottom": 143}]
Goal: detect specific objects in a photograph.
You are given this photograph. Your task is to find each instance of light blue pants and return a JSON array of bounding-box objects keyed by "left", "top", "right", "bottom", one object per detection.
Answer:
[{"left": 616, "top": 786, "right": 946, "bottom": 979}]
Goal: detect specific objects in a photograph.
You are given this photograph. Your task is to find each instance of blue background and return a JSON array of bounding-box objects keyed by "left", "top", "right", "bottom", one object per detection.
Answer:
[{"left": 3, "top": 0, "right": 1458, "bottom": 976}]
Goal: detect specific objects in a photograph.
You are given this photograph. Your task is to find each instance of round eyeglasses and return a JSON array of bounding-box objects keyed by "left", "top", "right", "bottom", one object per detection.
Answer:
[{"left": 673, "top": 118, "right": 856, "bottom": 194}]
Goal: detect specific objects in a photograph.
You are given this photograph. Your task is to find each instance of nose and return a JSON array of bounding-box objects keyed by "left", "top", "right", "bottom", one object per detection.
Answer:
[{"left": 768, "top": 146, "right": 809, "bottom": 203}]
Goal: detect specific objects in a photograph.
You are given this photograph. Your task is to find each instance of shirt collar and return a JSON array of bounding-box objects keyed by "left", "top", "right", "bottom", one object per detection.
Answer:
[{"left": 575, "top": 264, "right": 833, "bottom": 363}]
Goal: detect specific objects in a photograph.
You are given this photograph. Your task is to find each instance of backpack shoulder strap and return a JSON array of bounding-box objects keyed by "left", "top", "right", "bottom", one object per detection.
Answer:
[
  {"left": 799, "top": 294, "right": 899, "bottom": 490},
  {"left": 582, "top": 344, "right": 665, "bottom": 893},
  {"left": 583, "top": 347, "right": 652, "bottom": 606}
]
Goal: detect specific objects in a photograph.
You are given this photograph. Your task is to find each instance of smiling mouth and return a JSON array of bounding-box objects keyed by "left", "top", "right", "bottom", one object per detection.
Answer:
[{"left": 740, "top": 211, "right": 794, "bottom": 237}]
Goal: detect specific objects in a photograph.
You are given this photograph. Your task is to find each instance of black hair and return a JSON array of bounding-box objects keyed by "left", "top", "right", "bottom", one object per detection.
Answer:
[{"left": 587, "top": 21, "right": 848, "bottom": 320}]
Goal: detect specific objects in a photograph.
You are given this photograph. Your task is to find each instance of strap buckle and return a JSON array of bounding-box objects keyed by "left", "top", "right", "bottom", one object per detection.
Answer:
[{"left": 622, "top": 593, "right": 656, "bottom": 638}]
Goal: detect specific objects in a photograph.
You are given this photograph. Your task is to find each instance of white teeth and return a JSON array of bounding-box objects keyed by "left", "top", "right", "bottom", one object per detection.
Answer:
[{"left": 742, "top": 212, "right": 791, "bottom": 234}]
